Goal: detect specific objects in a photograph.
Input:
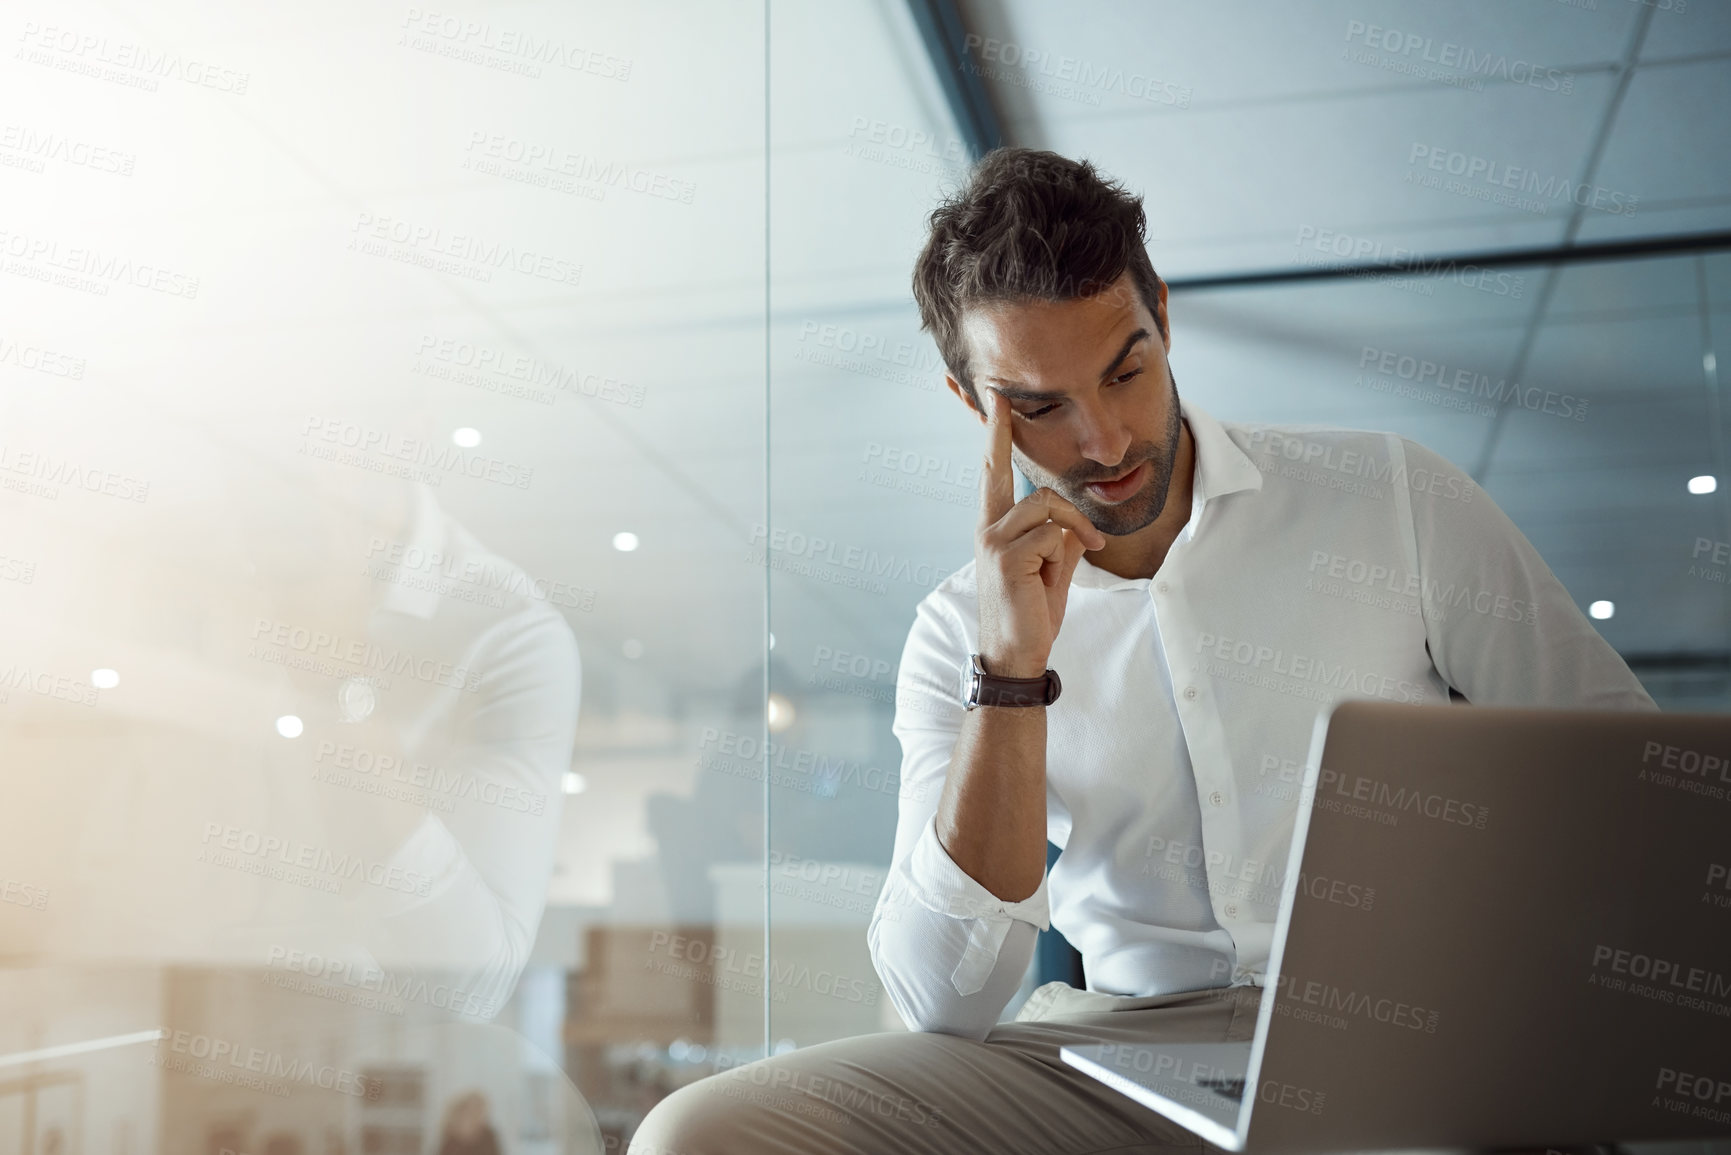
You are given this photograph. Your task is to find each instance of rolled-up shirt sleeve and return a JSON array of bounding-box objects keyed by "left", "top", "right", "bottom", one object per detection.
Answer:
[
  {"left": 868, "top": 587, "right": 1051, "bottom": 1040},
  {"left": 1397, "top": 436, "right": 1657, "bottom": 711}
]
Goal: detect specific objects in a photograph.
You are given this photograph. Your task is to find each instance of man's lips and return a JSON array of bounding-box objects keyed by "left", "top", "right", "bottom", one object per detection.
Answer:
[{"left": 1084, "top": 460, "right": 1148, "bottom": 502}]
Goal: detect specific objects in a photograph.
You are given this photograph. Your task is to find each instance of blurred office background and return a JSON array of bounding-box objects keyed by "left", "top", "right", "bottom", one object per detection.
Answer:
[{"left": 0, "top": 0, "right": 1726, "bottom": 1150}]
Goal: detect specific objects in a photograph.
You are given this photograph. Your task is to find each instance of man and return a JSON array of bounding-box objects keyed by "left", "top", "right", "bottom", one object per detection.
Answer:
[{"left": 630, "top": 147, "right": 1653, "bottom": 1153}]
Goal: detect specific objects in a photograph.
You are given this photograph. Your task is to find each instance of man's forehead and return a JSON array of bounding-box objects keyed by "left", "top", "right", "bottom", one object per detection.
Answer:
[
  {"left": 962, "top": 279, "right": 1145, "bottom": 362},
  {"left": 964, "top": 301, "right": 1149, "bottom": 394}
]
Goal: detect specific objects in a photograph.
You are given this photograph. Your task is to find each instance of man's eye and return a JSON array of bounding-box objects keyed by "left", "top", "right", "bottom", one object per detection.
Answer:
[{"left": 1018, "top": 370, "right": 1138, "bottom": 420}]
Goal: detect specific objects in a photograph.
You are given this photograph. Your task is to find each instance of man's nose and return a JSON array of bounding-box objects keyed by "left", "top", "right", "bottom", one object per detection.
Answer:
[{"left": 1074, "top": 402, "right": 1132, "bottom": 470}]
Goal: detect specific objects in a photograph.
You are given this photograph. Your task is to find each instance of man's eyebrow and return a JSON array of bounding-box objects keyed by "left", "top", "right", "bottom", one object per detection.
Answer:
[{"left": 984, "top": 328, "right": 1150, "bottom": 402}]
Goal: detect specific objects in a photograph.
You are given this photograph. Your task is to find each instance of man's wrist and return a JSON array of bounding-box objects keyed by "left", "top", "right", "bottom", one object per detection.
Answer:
[{"left": 979, "top": 652, "right": 1049, "bottom": 680}]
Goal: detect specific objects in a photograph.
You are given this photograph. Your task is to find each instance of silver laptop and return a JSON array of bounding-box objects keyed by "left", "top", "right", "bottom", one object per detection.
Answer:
[{"left": 1062, "top": 701, "right": 1731, "bottom": 1152}]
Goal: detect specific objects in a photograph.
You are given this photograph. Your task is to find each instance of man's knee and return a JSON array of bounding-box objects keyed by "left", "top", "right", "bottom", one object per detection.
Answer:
[
  {"left": 628, "top": 1072, "right": 752, "bottom": 1155},
  {"left": 627, "top": 1034, "right": 959, "bottom": 1155}
]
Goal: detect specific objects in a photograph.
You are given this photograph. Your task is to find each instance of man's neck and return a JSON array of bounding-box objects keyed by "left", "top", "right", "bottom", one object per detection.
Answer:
[{"left": 1084, "top": 419, "right": 1196, "bottom": 581}]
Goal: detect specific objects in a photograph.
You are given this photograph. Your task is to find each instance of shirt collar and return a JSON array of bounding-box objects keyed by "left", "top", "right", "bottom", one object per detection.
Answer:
[
  {"left": 376, "top": 483, "right": 445, "bottom": 620},
  {"left": 1069, "top": 396, "right": 1263, "bottom": 590}
]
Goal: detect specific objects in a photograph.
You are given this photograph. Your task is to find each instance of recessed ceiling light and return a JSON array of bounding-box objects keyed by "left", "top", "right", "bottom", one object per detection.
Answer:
[
  {"left": 767, "top": 692, "right": 795, "bottom": 732},
  {"left": 91, "top": 668, "right": 119, "bottom": 689},
  {"left": 452, "top": 427, "right": 482, "bottom": 448},
  {"left": 276, "top": 715, "right": 304, "bottom": 738},
  {"left": 1589, "top": 600, "right": 1614, "bottom": 621},
  {"left": 768, "top": 633, "right": 775, "bottom": 650},
  {"left": 612, "top": 531, "right": 639, "bottom": 552},
  {"left": 1706, "top": 352, "right": 1718, "bottom": 375},
  {"left": 562, "top": 771, "right": 587, "bottom": 795},
  {"left": 1688, "top": 475, "right": 1717, "bottom": 495}
]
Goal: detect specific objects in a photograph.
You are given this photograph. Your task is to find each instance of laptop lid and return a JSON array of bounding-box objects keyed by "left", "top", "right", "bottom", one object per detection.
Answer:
[{"left": 1238, "top": 701, "right": 1731, "bottom": 1153}]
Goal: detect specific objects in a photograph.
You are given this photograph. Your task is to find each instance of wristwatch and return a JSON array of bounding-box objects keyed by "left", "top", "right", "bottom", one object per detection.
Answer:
[{"left": 961, "top": 652, "right": 1062, "bottom": 709}]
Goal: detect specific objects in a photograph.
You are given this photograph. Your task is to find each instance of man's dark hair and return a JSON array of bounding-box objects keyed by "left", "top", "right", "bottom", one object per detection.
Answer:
[{"left": 911, "top": 147, "right": 1164, "bottom": 409}]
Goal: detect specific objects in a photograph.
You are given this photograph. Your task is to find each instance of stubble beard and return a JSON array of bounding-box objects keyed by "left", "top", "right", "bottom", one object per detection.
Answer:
[{"left": 1016, "top": 373, "right": 1184, "bottom": 537}]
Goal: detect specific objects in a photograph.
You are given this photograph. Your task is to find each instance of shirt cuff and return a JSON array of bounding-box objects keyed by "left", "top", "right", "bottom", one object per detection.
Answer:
[{"left": 900, "top": 817, "right": 1051, "bottom": 996}]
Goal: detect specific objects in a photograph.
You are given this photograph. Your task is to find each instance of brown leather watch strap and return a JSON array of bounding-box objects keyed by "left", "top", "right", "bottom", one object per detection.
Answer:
[{"left": 967, "top": 653, "right": 1062, "bottom": 708}]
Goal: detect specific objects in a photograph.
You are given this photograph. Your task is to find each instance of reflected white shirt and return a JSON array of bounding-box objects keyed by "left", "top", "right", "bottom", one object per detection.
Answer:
[{"left": 867, "top": 398, "right": 1656, "bottom": 1039}]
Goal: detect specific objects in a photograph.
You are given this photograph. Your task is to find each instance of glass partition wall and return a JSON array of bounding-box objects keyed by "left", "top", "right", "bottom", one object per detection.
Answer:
[{"left": 0, "top": 3, "right": 767, "bottom": 1151}]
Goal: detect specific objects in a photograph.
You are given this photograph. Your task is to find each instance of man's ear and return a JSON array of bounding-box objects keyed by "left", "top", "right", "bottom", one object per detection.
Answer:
[
  {"left": 1154, "top": 277, "right": 1172, "bottom": 354},
  {"left": 944, "top": 374, "right": 985, "bottom": 421}
]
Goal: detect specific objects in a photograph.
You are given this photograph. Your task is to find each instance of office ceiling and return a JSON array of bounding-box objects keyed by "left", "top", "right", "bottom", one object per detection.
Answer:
[{"left": 5, "top": 0, "right": 1728, "bottom": 754}]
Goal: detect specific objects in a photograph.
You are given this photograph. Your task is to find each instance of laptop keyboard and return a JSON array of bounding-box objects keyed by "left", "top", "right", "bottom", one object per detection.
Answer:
[{"left": 1196, "top": 1076, "right": 1246, "bottom": 1102}]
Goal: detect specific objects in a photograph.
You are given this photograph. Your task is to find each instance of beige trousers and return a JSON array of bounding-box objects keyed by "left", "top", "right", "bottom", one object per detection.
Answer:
[{"left": 627, "top": 982, "right": 1263, "bottom": 1155}]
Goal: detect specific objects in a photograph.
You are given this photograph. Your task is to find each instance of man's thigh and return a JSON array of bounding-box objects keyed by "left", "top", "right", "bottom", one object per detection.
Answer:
[{"left": 628, "top": 986, "right": 1260, "bottom": 1155}]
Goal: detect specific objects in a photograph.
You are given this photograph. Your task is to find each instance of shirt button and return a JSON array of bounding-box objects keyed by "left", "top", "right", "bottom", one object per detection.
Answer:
[
  {"left": 1157, "top": 581, "right": 1170, "bottom": 594},
  {"left": 1183, "top": 686, "right": 1198, "bottom": 701},
  {"left": 1225, "top": 903, "right": 1239, "bottom": 918},
  {"left": 1209, "top": 791, "right": 1225, "bottom": 807}
]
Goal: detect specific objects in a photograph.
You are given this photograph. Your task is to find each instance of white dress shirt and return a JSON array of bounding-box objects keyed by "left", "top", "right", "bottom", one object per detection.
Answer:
[{"left": 868, "top": 398, "right": 1656, "bottom": 1039}]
